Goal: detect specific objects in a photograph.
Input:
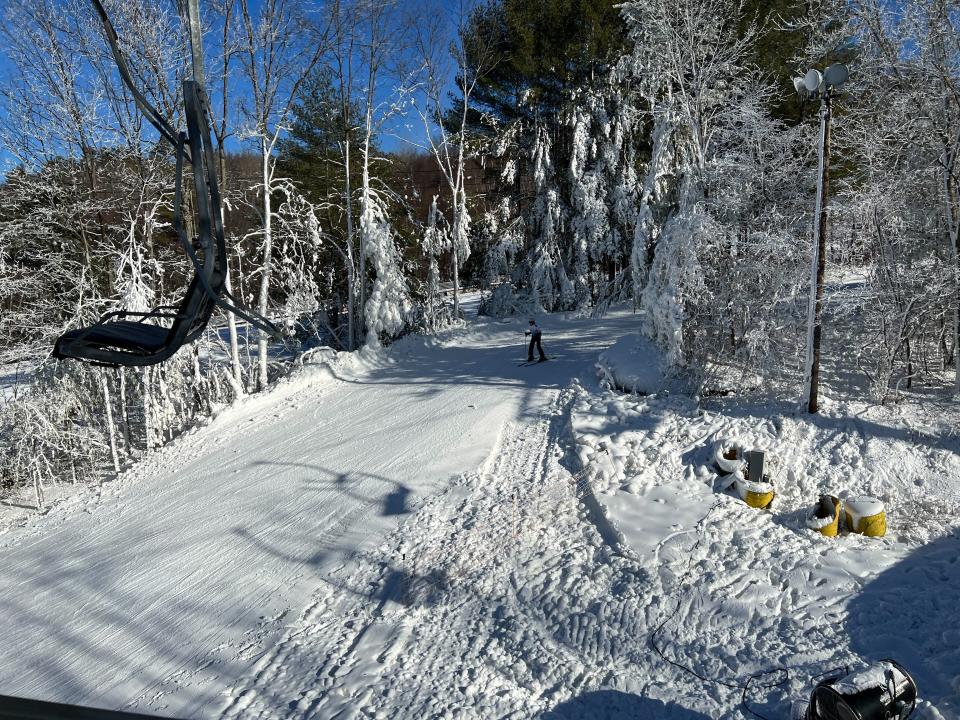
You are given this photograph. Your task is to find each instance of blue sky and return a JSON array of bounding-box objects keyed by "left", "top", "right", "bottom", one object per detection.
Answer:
[{"left": 0, "top": 0, "right": 473, "bottom": 176}]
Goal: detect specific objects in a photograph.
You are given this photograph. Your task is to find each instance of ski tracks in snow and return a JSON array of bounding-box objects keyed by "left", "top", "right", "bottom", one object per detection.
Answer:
[
  {"left": 217, "top": 389, "right": 668, "bottom": 719},
  {"left": 215, "top": 386, "right": 872, "bottom": 719}
]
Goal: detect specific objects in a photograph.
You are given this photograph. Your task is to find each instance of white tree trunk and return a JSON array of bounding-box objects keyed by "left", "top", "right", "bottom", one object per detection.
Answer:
[
  {"left": 100, "top": 374, "right": 120, "bottom": 473},
  {"left": 452, "top": 141, "right": 466, "bottom": 320},
  {"left": 257, "top": 141, "right": 273, "bottom": 390},
  {"left": 344, "top": 138, "right": 355, "bottom": 350},
  {"left": 142, "top": 367, "right": 154, "bottom": 453},
  {"left": 360, "top": 118, "right": 372, "bottom": 340},
  {"left": 117, "top": 367, "right": 131, "bottom": 455},
  {"left": 224, "top": 267, "right": 244, "bottom": 394},
  {"left": 345, "top": 242, "right": 355, "bottom": 351},
  {"left": 452, "top": 241, "right": 460, "bottom": 319},
  {"left": 33, "top": 462, "right": 44, "bottom": 511}
]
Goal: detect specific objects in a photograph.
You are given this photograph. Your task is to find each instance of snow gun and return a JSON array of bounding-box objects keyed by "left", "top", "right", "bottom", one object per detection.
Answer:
[{"left": 791, "top": 659, "right": 917, "bottom": 720}]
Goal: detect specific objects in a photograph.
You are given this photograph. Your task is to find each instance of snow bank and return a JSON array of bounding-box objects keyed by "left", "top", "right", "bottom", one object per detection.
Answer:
[
  {"left": 569, "top": 380, "right": 960, "bottom": 717},
  {"left": 596, "top": 332, "right": 667, "bottom": 395}
]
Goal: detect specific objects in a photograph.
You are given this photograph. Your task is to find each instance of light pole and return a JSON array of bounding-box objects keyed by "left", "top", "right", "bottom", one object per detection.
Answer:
[{"left": 794, "top": 63, "right": 849, "bottom": 414}]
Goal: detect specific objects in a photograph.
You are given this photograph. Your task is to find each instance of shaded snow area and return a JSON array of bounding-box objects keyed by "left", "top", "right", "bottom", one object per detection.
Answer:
[
  {"left": 1, "top": 307, "right": 958, "bottom": 719},
  {"left": 596, "top": 332, "right": 669, "bottom": 396}
]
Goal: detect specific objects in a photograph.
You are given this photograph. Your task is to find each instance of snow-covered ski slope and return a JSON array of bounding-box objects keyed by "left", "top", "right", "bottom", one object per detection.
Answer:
[
  {"left": 1, "top": 304, "right": 958, "bottom": 719},
  {"left": 0, "top": 307, "right": 638, "bottom": 717}
]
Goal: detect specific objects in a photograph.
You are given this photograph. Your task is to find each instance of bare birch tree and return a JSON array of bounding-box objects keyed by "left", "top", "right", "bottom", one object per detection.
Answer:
[
  {"left": 415, "top": 0, "right": 500, "bottom": 321},
  {"left": 236, "top": 0, "right": 327, "bottom": 389}
]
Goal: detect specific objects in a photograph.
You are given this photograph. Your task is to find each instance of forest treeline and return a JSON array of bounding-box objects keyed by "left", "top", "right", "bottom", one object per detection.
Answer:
[{"left": 1, "top": 0, "right": 959, "bottom": 500}]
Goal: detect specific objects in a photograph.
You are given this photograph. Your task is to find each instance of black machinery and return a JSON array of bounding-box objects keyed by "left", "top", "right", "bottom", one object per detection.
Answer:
[{"left": 792, "top": 660, "right": 918, "bottom": 720}]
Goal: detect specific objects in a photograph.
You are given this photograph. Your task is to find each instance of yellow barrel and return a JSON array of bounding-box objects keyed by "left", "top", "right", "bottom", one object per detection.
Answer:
[
  {"left": 844, "top": 496, "right": 886, "bottom": 537},
  {"left": 806, "top": 495, "right": 841, "bottom": 537},
  {"left": 737, "top": 478, "right": 775, "bottom": 509}
]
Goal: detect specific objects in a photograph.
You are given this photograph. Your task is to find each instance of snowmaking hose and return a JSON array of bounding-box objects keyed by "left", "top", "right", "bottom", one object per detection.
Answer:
[{"left": 648, "top": 499, "right": 790, "bottom": 720}]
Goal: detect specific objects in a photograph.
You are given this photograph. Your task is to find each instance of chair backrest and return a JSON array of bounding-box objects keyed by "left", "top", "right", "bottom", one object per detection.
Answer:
[{"left": 164, "top": 80, "right": 227, "bottom": 348}]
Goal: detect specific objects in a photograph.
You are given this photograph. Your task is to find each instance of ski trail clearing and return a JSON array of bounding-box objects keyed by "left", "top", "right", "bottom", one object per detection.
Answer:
[
  {"left": 217, "top": 390, "right": 668, "bottom": 720},
  {"left": 0, "top": 309, "right": 638, "bottom": 718}
]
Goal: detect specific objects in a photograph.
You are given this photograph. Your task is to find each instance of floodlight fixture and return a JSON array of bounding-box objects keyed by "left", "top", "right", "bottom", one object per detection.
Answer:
[
  {"left": 823, "top": 63, "right": 849, "bottom": 88},
  {"left": 803, "top": 69, "right": 823, "bottom": 93}
]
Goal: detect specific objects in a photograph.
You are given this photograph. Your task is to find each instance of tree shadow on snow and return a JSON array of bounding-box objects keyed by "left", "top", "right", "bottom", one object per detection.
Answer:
[
  {"left": 702, "top": 396, "right": 960, "bottom": 454},
  {"left": 845, "top": 531, "right": 960, "bottom": 713},
  {"left": 541, "top": 690, "right": 709, "bottom": 720},
  {"left": 250, "top": 460, "right": 412, "bottom": 518}
]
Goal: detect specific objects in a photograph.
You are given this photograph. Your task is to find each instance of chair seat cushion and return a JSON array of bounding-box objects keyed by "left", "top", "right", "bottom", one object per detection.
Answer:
[{"left": 56, "top": 320, "right": 171, "bottom": 355}]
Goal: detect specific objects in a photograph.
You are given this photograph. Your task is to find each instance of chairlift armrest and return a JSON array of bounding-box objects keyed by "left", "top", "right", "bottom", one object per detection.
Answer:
[{"left": 97, "top": 308, "right": 182, "bottom": 323}]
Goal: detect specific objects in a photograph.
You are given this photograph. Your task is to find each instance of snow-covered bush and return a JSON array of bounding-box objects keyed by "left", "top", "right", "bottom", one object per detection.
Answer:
[
  {"left": 0, "top": 344, "right": 236, "bottom": 506},
  {"left": 833, "top": 1, "right": 960, "bottom": 399}
]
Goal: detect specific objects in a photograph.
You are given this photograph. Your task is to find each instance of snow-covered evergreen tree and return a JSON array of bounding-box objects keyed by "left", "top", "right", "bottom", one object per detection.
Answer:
[
  {"left": 362, "top": 190, "right": 411, "bottom": 347},
  {"left": 421, "top": 194, "right": 452, "bottom": 330},
  {"left": 528, "top": 125, "right": 574, "bottom": 311}
]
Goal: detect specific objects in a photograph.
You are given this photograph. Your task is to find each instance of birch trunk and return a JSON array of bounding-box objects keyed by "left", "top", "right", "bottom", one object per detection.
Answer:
[
  {"left": 257, "top": 139, "right": 273, "bottom": 390},
  {"left": 344, "top": 137, "right": 355, "bottom": 350},
  {"left": 360, "top": 111, "right": 372, "bottom": 339},
  {"left": 33, "top": 462, "right": 44, "bottom": 511},
  {"left": 101, "top": 374, "right": 120, "bottom": 473},
  {"left": 142, "top": 367, "right": 153, "bottom": 453},
  {"left": 217, "top": 146, "right": 244, "bottom": 393},
  {"left": 118, "top": 367, "right": 131, "bottom": 454}
]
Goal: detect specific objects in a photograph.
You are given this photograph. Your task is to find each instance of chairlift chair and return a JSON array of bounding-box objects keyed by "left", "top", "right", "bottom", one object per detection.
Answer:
[{"left": 53, "top": 0, "right": 280, "bottom": 368}]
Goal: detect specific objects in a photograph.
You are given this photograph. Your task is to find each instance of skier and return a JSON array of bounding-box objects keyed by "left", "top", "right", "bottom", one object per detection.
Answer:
[{"left": 525, "top": 319, "right": 547, "bottom": 362}]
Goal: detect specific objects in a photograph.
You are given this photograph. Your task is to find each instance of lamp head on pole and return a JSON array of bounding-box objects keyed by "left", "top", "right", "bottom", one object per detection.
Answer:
[
  {"left": 823, "top": 63, "right": 850, "bottom": 88},
  {"left": 795, "top": 63, "right": 850, "bottom": 100},
  {"left": 803, "top": 69, "right": 824, "bottom": 93}
]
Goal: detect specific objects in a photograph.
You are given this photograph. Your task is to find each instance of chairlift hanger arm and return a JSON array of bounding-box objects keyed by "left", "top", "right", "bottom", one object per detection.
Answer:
[
  {"left": 89, "top": 0, "right": 185, "bottom": 156},
  {"left": 175, "top": 84, "right": 285, "bottom": 342},
  {"left": 53, "top": 1, "right": 284, "bottom": 368}
]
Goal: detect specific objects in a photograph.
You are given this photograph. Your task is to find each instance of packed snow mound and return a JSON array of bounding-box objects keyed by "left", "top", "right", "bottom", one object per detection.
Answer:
[
  {"left": 570, "top": 379, "right": 960, "bottom": 717},
  {"left": 596, "top": 332, "right": 667, "bottom": 395}
]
